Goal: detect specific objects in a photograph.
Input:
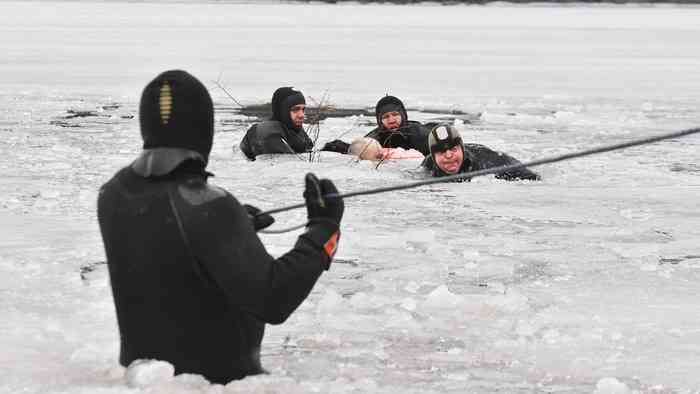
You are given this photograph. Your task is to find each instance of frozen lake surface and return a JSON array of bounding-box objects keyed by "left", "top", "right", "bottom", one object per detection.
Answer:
[{"left": 1, "top": 1, "right": 699, "bottom": 393}]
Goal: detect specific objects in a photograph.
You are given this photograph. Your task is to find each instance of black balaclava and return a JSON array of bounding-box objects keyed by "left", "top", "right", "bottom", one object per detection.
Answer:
[
  {"left": 139, "top": 70, "right": 214, "bottom": 164},
  {"left": 375, "top": 95, "right": 408, "bottom": 131},
  {"left": 270, "top": 87, "right": 305, "bottom": 131},
  {"left": 428, "top": 124, "right": 469, "bottom": 179}
]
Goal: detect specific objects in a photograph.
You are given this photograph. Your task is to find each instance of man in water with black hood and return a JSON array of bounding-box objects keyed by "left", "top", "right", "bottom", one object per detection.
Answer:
[
  {"left": 322, "top": 95, "right": 431, "bottom": 156},
  {"left": 424, "top": 123, "right": 540, "bottom": 181},
  {"left": 239, "top": 87, "right": 314, "bottom": 160},
  {"left": 97, "top": 70, "right": 344, "bottom": 384}
]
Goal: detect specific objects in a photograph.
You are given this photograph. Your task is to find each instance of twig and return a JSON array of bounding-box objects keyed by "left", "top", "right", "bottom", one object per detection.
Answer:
[
  {"left": 305, "top": 90, "right": 333, "bottom": 162},
  {"left": 212, "top": 77, "right": 244, "bottom": 107}
]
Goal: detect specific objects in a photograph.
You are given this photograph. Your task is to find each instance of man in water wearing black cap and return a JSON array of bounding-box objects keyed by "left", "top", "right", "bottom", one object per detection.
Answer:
[
  {"left": 424, "top": 123, "right": 540, "bottom": 181},
  {"left": 239, "top": 87, "right": 314, "bottom": 160},
  {"left": 322, "top": 95, "right": 431, "bottom": 156},
  {"left": 97, "top": 70, "right": 344, "bottom": 384}
]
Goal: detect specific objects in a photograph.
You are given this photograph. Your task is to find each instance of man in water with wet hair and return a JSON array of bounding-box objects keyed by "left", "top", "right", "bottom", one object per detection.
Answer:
[
  {"left": 348, "top": 137, "right": 424, "bottom": 161},
  {"left": 97, "top": 70, "right": 344, "bottom": 384},
  {"left": 239, "top": 86, "right": 313, "bottom": 160},
  {"left": 322, "top": 95, "right": 431, "bottom": 156},
  {"left": 424, "top": 123, "right": 540, "bottom": 181}
]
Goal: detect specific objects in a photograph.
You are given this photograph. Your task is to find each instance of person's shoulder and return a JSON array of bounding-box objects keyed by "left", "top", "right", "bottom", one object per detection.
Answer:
[
  {"left": 463, "top": 143, "right": 497, "bottom": 154},
  {"left": 255, "top": 120, "right": 286, "bottom": 135},
  {"left": 364, "top": 127, "right": 382, "bottom": 138},
  {"left": 176, "top": 177, "right": 234, "bottom": 207},
  {"left": 421, "top": 154, "right": 435, "bottom": 170},
  {"left": 99, "top": 166, "right": 133, "bottom": 193},
  {"left": 407, "top": 120, "right": 427, "bottom": 127},
  {"left": 407, "top": 121, "right": 431, "bottom": 134}
]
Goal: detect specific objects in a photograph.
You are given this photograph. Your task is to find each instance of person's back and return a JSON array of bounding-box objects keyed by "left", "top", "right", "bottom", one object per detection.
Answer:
[
  {"left": 239, "top": 87, "right": 313, "bottom": 160},
  {"left": 99, "top": 162, "right": 266, "bottom": 382}
]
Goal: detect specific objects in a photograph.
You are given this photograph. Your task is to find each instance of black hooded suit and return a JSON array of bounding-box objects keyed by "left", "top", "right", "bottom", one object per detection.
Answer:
[
  {"left": 364, "top": 96, "right": 431, "bottom": 156},
  {"left": 320, "top": 95, "right": 431, "bottom": 156},
  {"left": 98, "top": 71, "right": 338, "bottom": 384},
  {"left": 239, "top": 87, "right": 313, "bottom": 160},
  {"left": 98, "top": 163, "right": 334, "bottom": 383},
  {"left": 423, "top": 143, "right": 540, "bottom": 181}
]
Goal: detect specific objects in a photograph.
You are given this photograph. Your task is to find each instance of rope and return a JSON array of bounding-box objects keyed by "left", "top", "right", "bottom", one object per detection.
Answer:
[
  {"left": 257, "top": 127, "right": 700, "bottom": 219},
  {"left": 259, "top": 222, "right": 308, "bottom": 234}
]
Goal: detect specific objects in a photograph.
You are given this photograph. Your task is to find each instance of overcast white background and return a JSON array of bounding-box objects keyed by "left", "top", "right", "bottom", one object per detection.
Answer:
[{"left": 1, "top": 1, "right": 699, "bottom": 393}]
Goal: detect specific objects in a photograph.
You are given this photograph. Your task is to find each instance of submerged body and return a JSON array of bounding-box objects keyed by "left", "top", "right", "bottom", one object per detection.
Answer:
[
  {"left": 424, "top": 124, "right": 540, "bottom": 181},
  {"left": 423, "top": 143, "right": 540, "bottom": 181},
  {"left": 239, "top": 120, "right": 313, "bottom": 159},
  {"left": 240, "top": 87, "right": 313, "bottom": 160},
  {"left": 348, "top": 137, "right": 424, "bottom": 161},
  {"left": 321, "top": 96, "right": 431, "bottom": 156}
]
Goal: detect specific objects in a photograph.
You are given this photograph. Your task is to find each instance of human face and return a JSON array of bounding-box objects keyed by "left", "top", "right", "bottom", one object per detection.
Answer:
[
  {"left": 380, "top": 111, "right": 402, "bottom": 130},
  {"left": 434, "top": 145, "right": 463, "bottom": 174},
  {"left": 290, "top": 104, "right": 305, "bottom": 128}
]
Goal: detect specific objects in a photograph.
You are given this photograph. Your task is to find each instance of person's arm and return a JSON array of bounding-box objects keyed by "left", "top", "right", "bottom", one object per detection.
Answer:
[
  {"left": 421, "top": 154, "right": 435, "bottom": 171},
  {"left": 408, "top": 123, "right": 431, "bottom": 156},
  {"left": 364, "top": 127, "right": 382, "bottom": 141},
  {"left": 174, "top": 175, "right": 343, "bottom": 325},
  {"left": 466, "top": 144, "right": 540, "bottom": 181},
  {"left": 284, "top": 129, "right": 314, "bottom": 153},
  {"left": 321, "top": 139, "right": 350, "bottom": 154},
  {"left": 494, "top": 160, "right": 540, "bottom": 181},
  {"left": 245, "top": 122, "right": 297, "bottom": 155},
  {"left": 239, "top": 124, "right": 257, "bottom": 160}
]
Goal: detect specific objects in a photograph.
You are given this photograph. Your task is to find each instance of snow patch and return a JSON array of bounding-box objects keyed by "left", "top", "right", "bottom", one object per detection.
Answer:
[
  {"left": 125, "top": 359, "right": 175, "bottom": 388},
  {"left": 593, "top": 377, "right": 632, "bottom": 394}
]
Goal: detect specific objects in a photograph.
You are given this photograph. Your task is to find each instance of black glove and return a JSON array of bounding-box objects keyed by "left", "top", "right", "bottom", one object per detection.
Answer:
[
  {"left": 321, "top": 139, "right": 350, "bottom": 154},
  {"left": 243, "top": 204, "right": 275, "bottom": 232},
  {"left": 303, "top": 173, "right": 344, "bottom": 225},
  {"left": 301, "top": 173, "right": 344, "bottom": 267}
]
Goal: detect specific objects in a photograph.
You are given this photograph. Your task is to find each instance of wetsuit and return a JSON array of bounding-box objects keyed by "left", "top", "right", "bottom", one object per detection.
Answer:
[
  {"left": 321, "top": 96, "right": 431, "bottom": 156},
  {"left": 239, "top": 120, "right": 313, "bottom": 160},
  {"left": 239, "top": 87, "right": 313, "bottom": 160},
  {"left": 97, "top": 161, "right": 335, "bottom": 384},
  {"left": 423, "top": 143, "right": 540, "bottom": 181},
  {"left": 364, "top": 121, "right": 431, "bottom": 156}
]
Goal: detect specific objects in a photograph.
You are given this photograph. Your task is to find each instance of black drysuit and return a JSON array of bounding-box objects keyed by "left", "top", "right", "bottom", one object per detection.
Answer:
[
  {"left": 97, "top": 164, "right": 333, "bottom": 384},
  {"left": 239, "top": 88, "right": 313, "bottom": 160},
  {"left": 321, "top": 96, "right": 431, "bottom": 156},
  {"left": 364, "top": 121, "right": 431, "bottom": 156},
  {"left": 423, "top": 143, "right": 541, "bottom": 181},
  {"left": 364, "top": 96, "right": 431, "bottom": 156},
  {"left": 239, "top": 120, "right": 313, "bottom": 160}
]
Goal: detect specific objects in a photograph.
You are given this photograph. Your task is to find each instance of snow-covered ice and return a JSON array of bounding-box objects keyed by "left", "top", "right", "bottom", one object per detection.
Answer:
[{"left": 1, "top": 1, "right": 699, "bottom": 393}]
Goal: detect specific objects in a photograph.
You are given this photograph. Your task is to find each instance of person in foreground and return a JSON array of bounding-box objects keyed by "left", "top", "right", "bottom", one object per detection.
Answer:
[
  {"left": 424, "top": 124, "right": 540, "bottom": 181},
  {"left": 322, "top": 95, "right": 431, "bottom": 156},
  {"left": 239, "top": 86, "right": 314, "bottom": 160},
  {"left": 97, "top": 70, "right": 344, "bottom": 384}
]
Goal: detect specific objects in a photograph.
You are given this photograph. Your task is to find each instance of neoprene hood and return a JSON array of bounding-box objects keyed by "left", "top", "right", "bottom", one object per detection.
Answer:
[
  {"left": 139, "top": 70, "right": 214, "bottom": 163},
  {"left": 428, "top": 124, "right": 463, "bottom": 155},
  {"left": 375, "top": 95, "right": 408, "bottom": 130},
  {"left": 271, "top": 87, "right": 305, "bottom": 131}
]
